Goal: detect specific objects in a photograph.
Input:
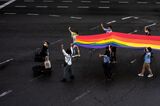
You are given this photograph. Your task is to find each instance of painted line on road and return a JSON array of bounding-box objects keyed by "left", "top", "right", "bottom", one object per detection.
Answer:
[
  {"left": 0, "top": 58, "right": 14, "bottom": 65},
  {"left": 57, "top": 6, "right": 69, "bottom": 8},
  {"left": 70, "top": 16, "right": 82, "bottom": 20},
  {"left": 29, "top": 75, "right": 43, "bottom": 82},
  {"left": 24, "top": 0, "right": 34, "bottom": 2},
  {"left": 90, "top": 16, "right": 139, "bottom": 31},
  {"left": 128, "top": 30, "right": 138, "bottom": 34},
  {"left": 43, "top": 0, "right": 54, "bottom": 2},
  {"left": 36, "top": 6, "right": 48, "bottom": 8},
  {"left": 119, "top": 1, "right": 129, "bottom": 4},
  {"left": 50, "top": 39, "right": 63, "bottom": 45},
  {"left": 98, "top": 6, "right": 110, "bottom": 9},
  {"left": 49, "top": 14, "right": 61, "bottom": 17},
  {"left": 0, "top": 90, "right": 12, "bottom": 98},
  {"left": 145, "top": 23, "right": 157, "bottom": 27},
  {"left": 0, "top": 0, "right": 16, "bottom": 9},
  {"left": 27, "top": 13, "right": 39, "bottom": 16},
  {"left": 81, "top": 1, "right": 91, "bottom": 3},
  {"left": 77, "top": 6, "right": 89, "bottom": 8},
  {"left": 72, "top": 90, "right": 90, "bottom": 103},
  {"left": 4, "top": 12, "right": 16, "bottom": 15},
  {"left": 137, "top": 2, "right": 148, "bottom": 4},
  {"left": 62, "top": 0, "right": 72, "bottom": 3},
  {"left": 121, "top": 16, "right": 133, "bottom": 20},
  {"left": 130, "top": 59, "right": 136, "bottom": 64},
  {"left": 155, "top": 2, "right": 160, "bottom": 4},
  {"left": 15, "top": 5, "right": 27, "bottom": 8},
  {"left": 107, "top": 20, "right": 116, "bottom": 24},
  {"left": 89, "top": 25, "right": 99, "bottom": 30},
  {"left": 133, "top": 16, "right": 139, "bottom": 19},
  {"left": 100, "top": 1, "right": 110, "bottom": 3}
]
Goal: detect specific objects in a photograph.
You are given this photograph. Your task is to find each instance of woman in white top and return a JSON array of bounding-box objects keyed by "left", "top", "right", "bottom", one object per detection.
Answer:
[{"left": 61, "top": 44, "right": 74, "bottom": 82}]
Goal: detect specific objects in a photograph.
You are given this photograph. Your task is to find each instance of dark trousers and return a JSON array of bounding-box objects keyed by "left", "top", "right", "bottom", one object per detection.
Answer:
[
  {"left": 63, "top": 65, "right": 73, "bottom": 80},
  {"left": 111, "top": 52, "right": 116, "bottom": 62},
  {"left": 103, "top": 63, "right": 112, "bottom": 79}
]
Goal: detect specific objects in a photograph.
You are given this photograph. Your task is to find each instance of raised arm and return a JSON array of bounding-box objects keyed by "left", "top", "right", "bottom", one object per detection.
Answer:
[
  {"left": 68, "top": 27, "right": 73, "bottom": 33},
  {"left": 61, "top": 44, "right": 69, "bottom": 57},
  {"left": 101, "top": 23, "right": 105, "bottom": 30},
  {"left": 70, "top": 43, "right": 73, "bottom": 55},
  {"left": 99, "top": 54, "right": 105, "bottom": 57},
  {"left": 144, "top": 26, "right": 148, "bottom": 32}
]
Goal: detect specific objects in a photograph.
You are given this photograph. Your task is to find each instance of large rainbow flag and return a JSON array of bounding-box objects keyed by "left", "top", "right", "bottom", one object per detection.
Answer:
[{"left": 75, "top": 32, "right": 160, "bottom": 50}]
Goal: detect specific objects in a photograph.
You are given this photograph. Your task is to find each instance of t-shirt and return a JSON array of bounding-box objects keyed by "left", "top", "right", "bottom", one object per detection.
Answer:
[
  {"left": 104, "top": 28, "right": 112, "bottom": 33},
  {"left": 144, "top": 52, "right": 151, "bottom": 63},
  {"left": 71, "top": 32, "right": 78, "bottom": 37},
  {"left": 103, "top": 55, "right": 110, "bottom": 63}
]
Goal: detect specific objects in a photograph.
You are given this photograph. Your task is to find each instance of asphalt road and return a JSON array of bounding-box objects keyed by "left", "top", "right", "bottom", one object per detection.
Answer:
[{"left": 1, "top": 0, "right": 160, "bottom": 106}]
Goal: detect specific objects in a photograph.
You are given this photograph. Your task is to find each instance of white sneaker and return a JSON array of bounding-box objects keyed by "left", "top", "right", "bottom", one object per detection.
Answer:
[
  {"left": 138, "top": 73, "right": 144, "bottom": 77},
  {"left": 147, "top": 74, "right": 153, "bottom": 78}
]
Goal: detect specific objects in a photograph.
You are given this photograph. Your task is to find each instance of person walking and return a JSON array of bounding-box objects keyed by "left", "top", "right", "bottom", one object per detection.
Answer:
[
  {"left": 109, "top": 45, "right": 117, "bottom": 63},
  {"left": 99, "top": 47, "right": 112, "bottom": 80},
  {"left": 101, "top": 23, "right": 117, "bottom": 63},
  {"left": 61, "top": 44, "right": 74, "bottom": 82},
  {"left": 138, "top": 47, "right": 153, "bottom": 78}
]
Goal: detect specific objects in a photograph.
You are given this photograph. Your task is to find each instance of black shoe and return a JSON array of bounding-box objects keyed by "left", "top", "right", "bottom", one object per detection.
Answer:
[
  {"left": 70, "top": 75, "right": 75, "bottom": 80},
  {"left": 61, "top": 78, "right": 66, "bottom": 82}
]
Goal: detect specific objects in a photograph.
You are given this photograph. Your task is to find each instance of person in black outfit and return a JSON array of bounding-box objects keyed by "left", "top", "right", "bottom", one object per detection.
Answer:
[
  {"left": 99, "top": 47, "right": 112, "bottom": 80},
  {"left": 109, "top": 45, "right": 117, "bottom": 63},
  {"left": 40, "top": 41, "right": 49, "bottom": 59}
]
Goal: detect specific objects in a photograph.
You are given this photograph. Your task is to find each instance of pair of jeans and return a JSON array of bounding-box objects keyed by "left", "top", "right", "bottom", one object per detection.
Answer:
[
  {"left": 63, "top": 65, "right": 73, "bottom": 80},
  {"left": 103, "top": 63, "right": 112, "bottom": 79}
]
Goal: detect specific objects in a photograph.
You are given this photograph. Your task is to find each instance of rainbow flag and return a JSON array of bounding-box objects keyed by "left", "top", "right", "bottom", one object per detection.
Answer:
[{"left": 75, "top": 32, "right": 160, "bottom": 50}]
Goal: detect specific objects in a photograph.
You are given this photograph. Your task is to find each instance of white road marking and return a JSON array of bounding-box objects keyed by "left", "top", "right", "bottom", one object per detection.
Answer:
[
  {"left": 62, "top": 0, "right": 72, "bottom": 3},
  {"left": 49, "top": 14, "right": 60, "bottom": 17},
  {"left": 155, "top": 2, "right": 160, "bottom": 4},
  {"left": 0, "top": 0, "right": 16, "bottom": 9},
  {"left": 72, "top": 90, "right": 90, "bottom": 103},
  {"left": 43, "top": 0, "right": 54, "bottom": 2},
  {"left": 27, "top": 13, "right": 39, "bottom": 16},
  {"left": 36, "top": 6, "right": 48, "bottom": 8},
  {"left": 70, "top": 16, "right": 82, "bottom": 20},
  {"left": 29, "top": 75, "right": 43, "bottom": 82},
  {"left": 137, "top": 2, "right": 148, "bottom": 4},
  {"left": 145, "top": 23, "right": 157, "bottom": 27},
  {"left": 100, "top": 1, "right": 110, "bottom": 3},
  {"left": 57, "top": 6, "right": 69, "bottom": 8},
  {"left": 134, "top": 17, "right": 139, "bottom": 19},
  {"left": 90, "top": 16, "right": 139, "bottom": 30},
  {"left": 0, "top": 90, "right": 12, "bottom": 98},
  {"left": 89, "top": 25, "right": 99, "bottom": 30},
  {"left": 50, "top": 39, "right": 63, "bottom": 45},
  {"left": 121, "top": 16, "right": 133, "bottom": 20},
  {"left": 24, "top": 0, "right": 34, "bottom": 2},
  {"left": 98, "top": 6, "right": 110, "bottom": 9},
  {"left": 0, "top": 58, "right": 14, "bottom": 65},
  {"left": 77, "top": 6, "right": 89, "bottom": 8},
  {"left": 4, "top": 12, "right": 16, "bottom": 15},
  {"left": 119, "top": 1, "right": 129, "bottom": 4},
  {"left": 128, "top": 30, "right": 138, "bottom": 34},
  {"left": 81, "top": 1, "right": 91, "bottom": 3},
  {"left": 107, "top": 20, "right": 116, "bottom": 24},
  {"left": 15, "top": 5, "right": 27, "bottom": 8},
  {"left": 43, "top": 0, "right": 54, "bottom": 3},
  {"left": 130, "top": 59, "right": 136, "bottom": 64}
]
